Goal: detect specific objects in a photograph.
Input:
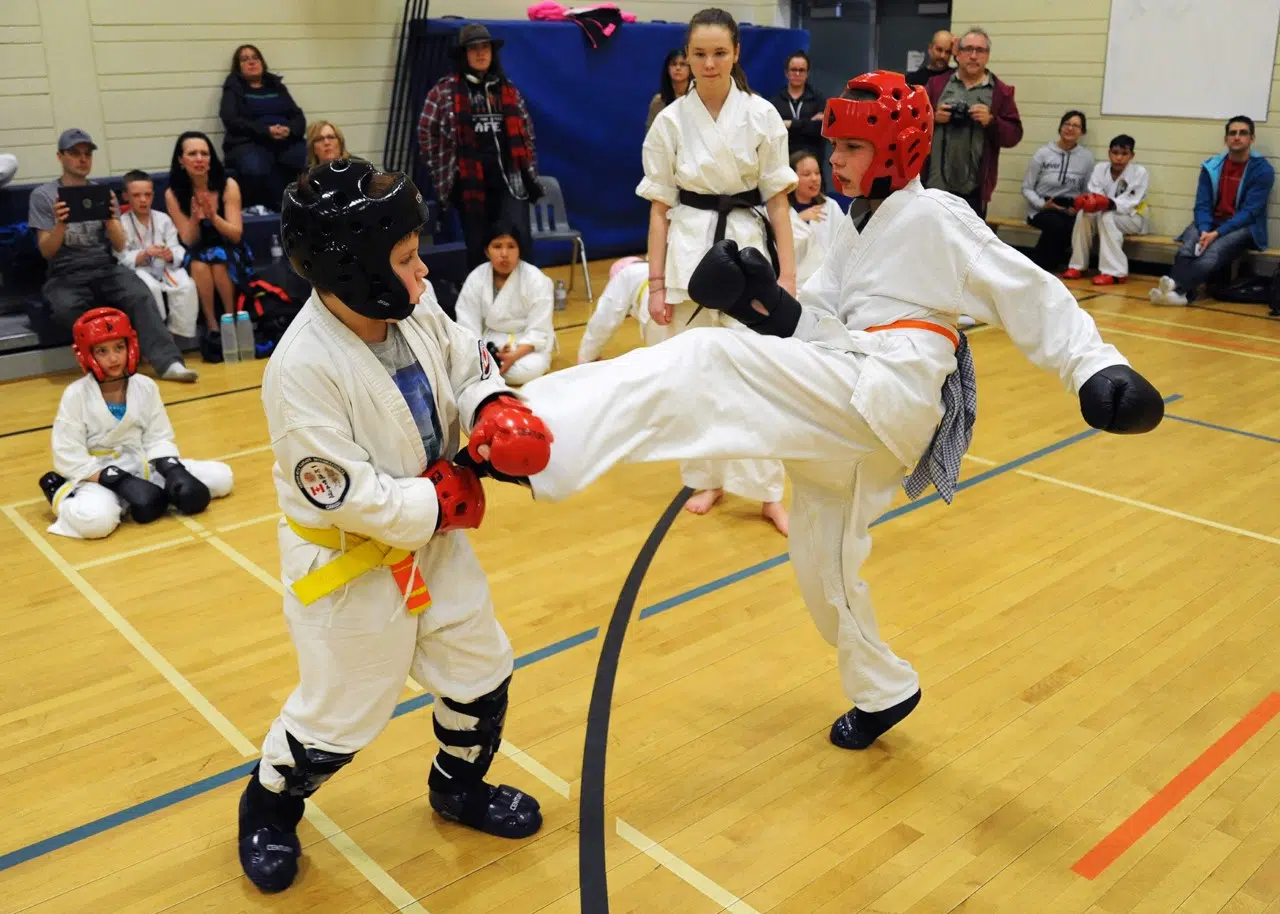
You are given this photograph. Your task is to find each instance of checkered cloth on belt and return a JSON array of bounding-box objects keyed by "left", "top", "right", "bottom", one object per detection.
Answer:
[{"left": 902, "top": 329, "right": 976, "bottom": 504}]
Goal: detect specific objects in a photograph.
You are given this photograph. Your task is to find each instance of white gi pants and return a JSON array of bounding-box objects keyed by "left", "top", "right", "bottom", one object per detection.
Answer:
[
  {"left": 646, "top": 303, "right": 786, "bottom": 504},
  {"left": 132, "top": 266, "right": 200, "bottom": 338},
  {"left": 522, "top": 328, "right": 921, "bottom": 712},
  {"left": 1069, "top": 211, "right": 1147, "bottom": 277},
  {"left": 48, "top": 459, "right": 233, "bottom": 539},
  {"left": 502, "top": 351, "right": 552, "bottom": 386},
  {"left": 257, "top": 529, "right": 514, "bottom": 791}
]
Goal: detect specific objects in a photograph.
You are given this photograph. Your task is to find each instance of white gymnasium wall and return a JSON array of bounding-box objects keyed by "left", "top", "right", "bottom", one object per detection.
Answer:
[
  {"left": 949, "top": 0, "right": 1280, "bottom": 243},
  {"left": 1, "top": 0, "right": 786, "bottom": 186}
]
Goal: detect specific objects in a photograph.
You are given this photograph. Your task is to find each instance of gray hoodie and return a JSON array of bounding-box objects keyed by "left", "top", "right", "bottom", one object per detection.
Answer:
[{"left": 1022, "top": 141, "right": 1095, "bottom": 218}]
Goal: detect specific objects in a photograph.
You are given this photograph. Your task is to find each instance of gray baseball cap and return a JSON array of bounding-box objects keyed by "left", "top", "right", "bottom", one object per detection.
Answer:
[{"left": 57, "top": 128, "right": 98, "bottom": 152}]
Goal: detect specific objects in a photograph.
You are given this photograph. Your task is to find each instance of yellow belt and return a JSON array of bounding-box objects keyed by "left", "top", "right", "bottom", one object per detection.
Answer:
[{"left": 286, "top": 518, "right": 432, "bottom": 613}]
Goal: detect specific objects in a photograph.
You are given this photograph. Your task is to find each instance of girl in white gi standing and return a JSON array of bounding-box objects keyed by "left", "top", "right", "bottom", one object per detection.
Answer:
[
  {"left": 118, "top": 170, "right": 199, "bottom": 339},
  {"left": 577, "top": 256, "right": 659, "bottom": 363},
  {"left": 237, "top": 158, "right": 554, "bottom": 894},
  {"left": 641, "top": 7, "right": 796, "bottom": 534},
  {"left": 1063, "top": 134, "right": 1149, "bottom": 286},
  {"left": 789, "top": 150, "right": 844, "bottom": 288},
  {"left": 38, "top": 307, "right": 232, "bottom": 539},
  {"left": 454, "top": 222, "right": 556, "bottom": 385},
  {"left": 515, "top": 71, "right": 1165, "bottom": 752}
]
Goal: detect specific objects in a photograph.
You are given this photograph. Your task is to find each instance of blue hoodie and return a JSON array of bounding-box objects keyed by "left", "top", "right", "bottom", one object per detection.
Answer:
[{"left": 1194, "top": 150, "right": 1275, "bottom": 248}]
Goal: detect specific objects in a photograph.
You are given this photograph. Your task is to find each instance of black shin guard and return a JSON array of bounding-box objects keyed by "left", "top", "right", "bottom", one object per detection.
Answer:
[
  {"left": 238, "top": 737, "right": 354, "bottom": 893},
  {"left": 428, "top": 677, "right": 542, "bottom": 839},
  {"left": 829, "top": 689, "right": 922, "bottom": 751}
]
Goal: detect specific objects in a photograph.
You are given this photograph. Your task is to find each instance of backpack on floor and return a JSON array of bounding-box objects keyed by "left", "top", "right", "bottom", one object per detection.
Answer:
[{"left": 1210, "top": 272, "right": 1271, "bottom": 304}]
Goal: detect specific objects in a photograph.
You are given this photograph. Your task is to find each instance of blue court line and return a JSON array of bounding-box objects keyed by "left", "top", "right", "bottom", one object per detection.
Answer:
[
  {"left": 0, "top": 398, "right": 1184, "bottom": 874},
  {"left": 1164, "top": 413, "right": 1280, "bottom": 445}
]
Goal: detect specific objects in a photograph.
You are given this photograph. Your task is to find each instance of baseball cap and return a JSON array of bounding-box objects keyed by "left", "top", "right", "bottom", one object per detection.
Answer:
[{"left": 58, "top": 128, "right": 98, "bottom": 152}]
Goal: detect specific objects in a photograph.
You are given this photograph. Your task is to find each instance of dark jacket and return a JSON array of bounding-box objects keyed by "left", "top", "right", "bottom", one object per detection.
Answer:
[
  {"left": 905, "top": 63, "right": 952, "bottom": 89},
  {"left": 925, "top": 70, "right": 1022, "bottom": 205},
  {"left": 219, "top": 72, "right": 306, "bottom": 154},
  {"left": 1194, "top": 150, "right": 1275, "bottom": 248},
  {"left": 770, "top": 84, "right": 827, "bottom": 160}
]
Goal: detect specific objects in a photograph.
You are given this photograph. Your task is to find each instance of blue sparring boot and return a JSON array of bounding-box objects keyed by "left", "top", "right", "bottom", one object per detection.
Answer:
[
  {"left": 429, "top": 781, "right": 542, "bottom": 839},
  {"left": 829, "top": 689, "right": 922, "bottom": 750},
  {"left": 39, "top": 471, "right": 66, "bottom": 504},
  {"left": 237, "top": 770, "right": 305, "bottom": 893}
]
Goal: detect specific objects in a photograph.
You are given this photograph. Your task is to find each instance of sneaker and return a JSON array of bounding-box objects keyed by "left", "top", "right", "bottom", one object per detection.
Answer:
[{"left": 161, "top": 362, "right": 199, "bottom": 382}]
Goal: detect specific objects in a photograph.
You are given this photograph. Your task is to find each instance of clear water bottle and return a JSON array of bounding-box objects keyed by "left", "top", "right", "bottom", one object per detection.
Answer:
[
  {"left": 554, "top": 279, "right": 567, "bottom": 311},
  {"left": 220, "top": 313, "right": 239, "bottom": 363},
  {"left": 235, "top": 310, "right": 255, "bottom": 361},
  {"left": 270, "top": 234, "right": 283, "bottom": 263}
]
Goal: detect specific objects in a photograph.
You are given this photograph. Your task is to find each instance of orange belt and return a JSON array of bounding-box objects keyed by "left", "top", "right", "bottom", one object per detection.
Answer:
[{"left": 863, "top": 318, "right": 960, "bottom": 349}]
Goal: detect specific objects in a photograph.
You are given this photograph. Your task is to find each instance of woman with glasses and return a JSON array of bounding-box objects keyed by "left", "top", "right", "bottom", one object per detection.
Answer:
[
  {"left": 219, "top": 44, "right": 308, "bottom": 210},
  {"left": 770, "top": 51, "right": 828, "bottom": 190},
  {"left": 1021, "top": 110, "right": 1094, "bottom": 272},
  {"left": 647, "top": 49, "right": 691, "bottom": 130}
]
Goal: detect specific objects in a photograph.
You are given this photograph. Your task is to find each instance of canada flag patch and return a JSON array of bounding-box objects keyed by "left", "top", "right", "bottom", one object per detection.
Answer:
[{"left": 295, "top": 457, "right": 349, "bottom": 510}]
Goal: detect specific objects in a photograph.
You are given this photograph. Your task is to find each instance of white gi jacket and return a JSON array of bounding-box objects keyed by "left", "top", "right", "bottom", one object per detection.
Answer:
[
  {"left": 51, "top": 373, "right": 181, "bottom": 485},
  {"left": 263, "top": 288, "right": 509, "bottom": 598},
  {"left": 455, "top": 260, "right": 556, "bottom": 355},
  {"left": 797, "top": 178, "right": 1127, "bottom": 468},
  {"left": 577, "top": 261, "right": 651, "bottom": 363},
  {"left": 638, "top": 83, "right": 797, "bottom": 297},
  {"left": 791, "top": 197, "right": 845, "bottom": 288},
  {"left": 1086, "top": 161, "right": 1151, "bottom": 219},
  {"left": 116, "top": 210, "right": 186, "bottom": 272}
]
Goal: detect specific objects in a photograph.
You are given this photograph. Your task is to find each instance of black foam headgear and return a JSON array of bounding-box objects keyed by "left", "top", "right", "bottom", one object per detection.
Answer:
[{"left": 281, "top": 158, "right": 428, "bottom": 320}]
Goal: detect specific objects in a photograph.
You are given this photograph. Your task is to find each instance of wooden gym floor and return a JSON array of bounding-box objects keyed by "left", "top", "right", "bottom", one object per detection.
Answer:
[{"left": 0, "top": 261, "right": 1278, "bottom": 914}]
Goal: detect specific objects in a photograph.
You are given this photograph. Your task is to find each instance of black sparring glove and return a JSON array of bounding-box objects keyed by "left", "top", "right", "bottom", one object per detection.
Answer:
[
  {"left": 98, "top": 465, "right": 169, "bottom": 523},
  {"left": 688, "top": 239, "right": 802, "bottom": 338},
  {"left": 151, "top": 456, "right": 211, "bottom": 515},
  {"left": 1078, "top": 365, "right": 1164, "bottom": 434}
]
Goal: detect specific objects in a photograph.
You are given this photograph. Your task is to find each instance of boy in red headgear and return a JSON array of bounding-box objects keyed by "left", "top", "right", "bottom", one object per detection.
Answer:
[
  {"left": 509, "top": 70, "right": 1166, "bottom": 751},
  {"left": 38, "top": 307, "right": 233, "bottom": 539}
]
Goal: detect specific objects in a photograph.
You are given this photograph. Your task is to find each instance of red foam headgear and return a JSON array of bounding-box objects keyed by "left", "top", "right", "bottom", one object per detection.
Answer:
[
  {"left": 72, "top": 307, "right": 140, "bottom": 381},
  {"left": 821, "top": 70, "right": 934, "bottom": 198}
]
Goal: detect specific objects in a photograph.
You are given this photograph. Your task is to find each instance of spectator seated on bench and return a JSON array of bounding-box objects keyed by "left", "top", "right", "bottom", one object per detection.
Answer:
[
  {"left": 1151, "top": 116, "right": 1275, "bottom": 306},
  {"left": 27, "top": 128, "right": 196, "bottom": 381},
  {"left": 1063, "top": 134, "right": 1149, "bottom": 286}
]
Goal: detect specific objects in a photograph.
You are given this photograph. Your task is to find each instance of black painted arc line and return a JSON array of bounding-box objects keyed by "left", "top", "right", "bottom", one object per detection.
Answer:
[
  {"left": 0, "top": 384, "right": 263, "bottom": 440},
  {"left": 579, "top": 486, "right": 693, "bottom": 914}
]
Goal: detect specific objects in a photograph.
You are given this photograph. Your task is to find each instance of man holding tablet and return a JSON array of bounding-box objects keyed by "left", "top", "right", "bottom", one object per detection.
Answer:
[{"left": 28, "top": 128, "right": 197, "bottom": 382}]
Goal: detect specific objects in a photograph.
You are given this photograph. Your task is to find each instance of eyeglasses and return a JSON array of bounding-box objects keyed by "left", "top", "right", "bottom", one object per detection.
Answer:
[
  {"left": 788, "top": 67, "right": 808, "bottom": 73},
  {"left": 1227, "top": 129, "right": 1252, "bottom": 137},
  {"left": 1061, "top": 122, "right": 1083, "bottom": 130},
  {"left": 956, "top": 45, "right": 989, "bottom": 55},
  {"left": 239, "top": 53, "right": 261, "bottom": 62}
]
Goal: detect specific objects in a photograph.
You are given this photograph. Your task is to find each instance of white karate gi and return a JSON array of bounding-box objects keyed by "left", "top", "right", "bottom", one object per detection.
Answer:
[
  {"left": 1069, "top": 161, "right": 1150, "bottom": 278},
  {"left": 47, "top": 373, "right": 233, "bottom": 539},
  {"left": 577, "top": 261, "right": 661, "bottom": 363},
  {"left": 521, "top": 179, "right": 1127, "bottom": 713},
  {"left": 118, "top": 210, "right": 199, "bottom": 338},
  {"left": 455, "top": 260, "right": 555, "bottom": 386},
  {"left": 256, "top": 288, "right": 514, "bottom": 791},
  {"left": 791, "top": 197, "right": 845, "bottom": 288},
  {"left": 638, "top": 82, "right": 797, "bottom": 503}
]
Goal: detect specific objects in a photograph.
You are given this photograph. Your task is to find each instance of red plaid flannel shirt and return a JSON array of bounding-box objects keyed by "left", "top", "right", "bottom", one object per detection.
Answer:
[{"left": 417, "top": 74, "right": 538, "bottom": 204}]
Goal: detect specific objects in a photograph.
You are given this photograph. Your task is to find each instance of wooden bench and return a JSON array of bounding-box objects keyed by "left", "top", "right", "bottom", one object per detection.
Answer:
[{"left": 987, "top": 216, "right": 1280, "bottom": 272}]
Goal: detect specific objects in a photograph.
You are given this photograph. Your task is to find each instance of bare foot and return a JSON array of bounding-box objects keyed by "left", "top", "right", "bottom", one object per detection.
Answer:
[
  {"left": 761, "top": 501, "right": 789, "bottom": 535},
  {"left": 683, "top": 488, "right": 723, "bottom": 515}
]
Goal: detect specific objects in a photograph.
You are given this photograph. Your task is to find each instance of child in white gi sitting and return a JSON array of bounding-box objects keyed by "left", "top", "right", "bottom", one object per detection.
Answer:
[
  {"left": 118, "top": 170, "right": 200, "bottom": 339},
  {"left": 38, "top": 307, "right": 233, "bottom": 539},
  {"left": 455, "top": 222, "right": 556, "bottom": 385},
  {"left": 577, "top": 255, "right": 660, "bottom": 363}
]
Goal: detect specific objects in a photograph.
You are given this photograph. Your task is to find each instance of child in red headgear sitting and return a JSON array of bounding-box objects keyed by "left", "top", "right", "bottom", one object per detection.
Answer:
[{"left": 38, "top": 307, "right": 234, "bottom": 539}]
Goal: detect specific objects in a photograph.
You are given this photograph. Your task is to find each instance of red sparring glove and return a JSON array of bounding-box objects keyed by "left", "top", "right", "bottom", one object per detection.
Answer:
[
  {"left": 423, "top": 459, "right": 486, "bottom": 532},
  {"left": 1073, "top": 194, "right": 1091, "bottom": 212},
  {"left": 467, "top": 395, "right": 553, "bottom": 477}
]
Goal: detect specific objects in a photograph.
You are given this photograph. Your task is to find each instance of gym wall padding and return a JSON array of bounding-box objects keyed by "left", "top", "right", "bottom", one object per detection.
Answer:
[{"left": 420, "top": 19, "right": 809, "bottom": 263}]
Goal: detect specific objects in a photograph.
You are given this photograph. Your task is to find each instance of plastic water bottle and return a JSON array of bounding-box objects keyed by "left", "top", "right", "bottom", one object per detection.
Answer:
[
  {"left": 270, "top": 234, "right": 283, "bottom": 263},
  {"left": 554, "top": 279, "right": 567, "bottom": 311},
  {"left": 220, "top": 313, "right": 239, "bottom": 363},
  {"left": 235, "top": 311, "right": 255, "bottom": 361}
]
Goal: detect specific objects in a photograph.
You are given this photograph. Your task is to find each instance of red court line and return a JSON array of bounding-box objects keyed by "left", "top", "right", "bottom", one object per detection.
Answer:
[
  {"left": 1092, "top": 320, "right": 1280, "bottom": 357},
  {"left": 1073, "top": 692, "right": 1280, "bottom": 880}
]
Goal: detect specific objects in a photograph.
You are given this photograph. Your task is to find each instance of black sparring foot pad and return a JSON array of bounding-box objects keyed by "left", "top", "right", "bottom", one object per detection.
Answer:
[
  {"left": 430, "top": 783, "right": 542, "bottom": 839},
  {"left": 238, "top": 775, "right": 304, "bottom": 893},
  {"left": 829, "top": 689, "right": 922, "bottom": 750}
]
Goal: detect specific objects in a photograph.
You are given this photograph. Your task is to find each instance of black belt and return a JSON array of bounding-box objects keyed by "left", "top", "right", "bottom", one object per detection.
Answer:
[{"left": 677, "top": 189, "right": 780, "bottom": 275}]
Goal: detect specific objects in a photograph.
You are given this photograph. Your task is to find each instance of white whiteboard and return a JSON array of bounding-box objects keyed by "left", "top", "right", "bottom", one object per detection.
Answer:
[{"left": 1101, "top": 0, "right": 1280, "bottom": 121}]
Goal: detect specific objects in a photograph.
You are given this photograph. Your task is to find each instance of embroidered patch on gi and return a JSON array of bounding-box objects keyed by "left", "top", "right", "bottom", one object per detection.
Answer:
[
  {"left": 295, "top": 457, "right": 349, "bottom": 510},
  {"left": 477, "top": 339, "right": 495, "bottom": 380}
]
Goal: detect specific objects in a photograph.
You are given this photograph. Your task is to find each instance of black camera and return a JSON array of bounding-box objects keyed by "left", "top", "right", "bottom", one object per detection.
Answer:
[{"left": 947, "top": 101, "right": 970, "bottom": 124}]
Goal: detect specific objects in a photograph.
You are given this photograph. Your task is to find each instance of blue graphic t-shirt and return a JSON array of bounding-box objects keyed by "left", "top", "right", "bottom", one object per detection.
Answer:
[
  {"left": 367, "top": 326, "right": 442, "bottom": 464},
  {"left": 106, "top": 401, "right": 127, "bottom": 421}
]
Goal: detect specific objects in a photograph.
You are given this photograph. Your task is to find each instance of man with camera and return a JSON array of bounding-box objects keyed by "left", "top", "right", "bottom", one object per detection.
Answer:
[
  {"left": 28, "top": 129, "right": 196, "bottom": 381},
  {"left": 924, "top": 27, "right": 1022, "bottom": 218}
]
